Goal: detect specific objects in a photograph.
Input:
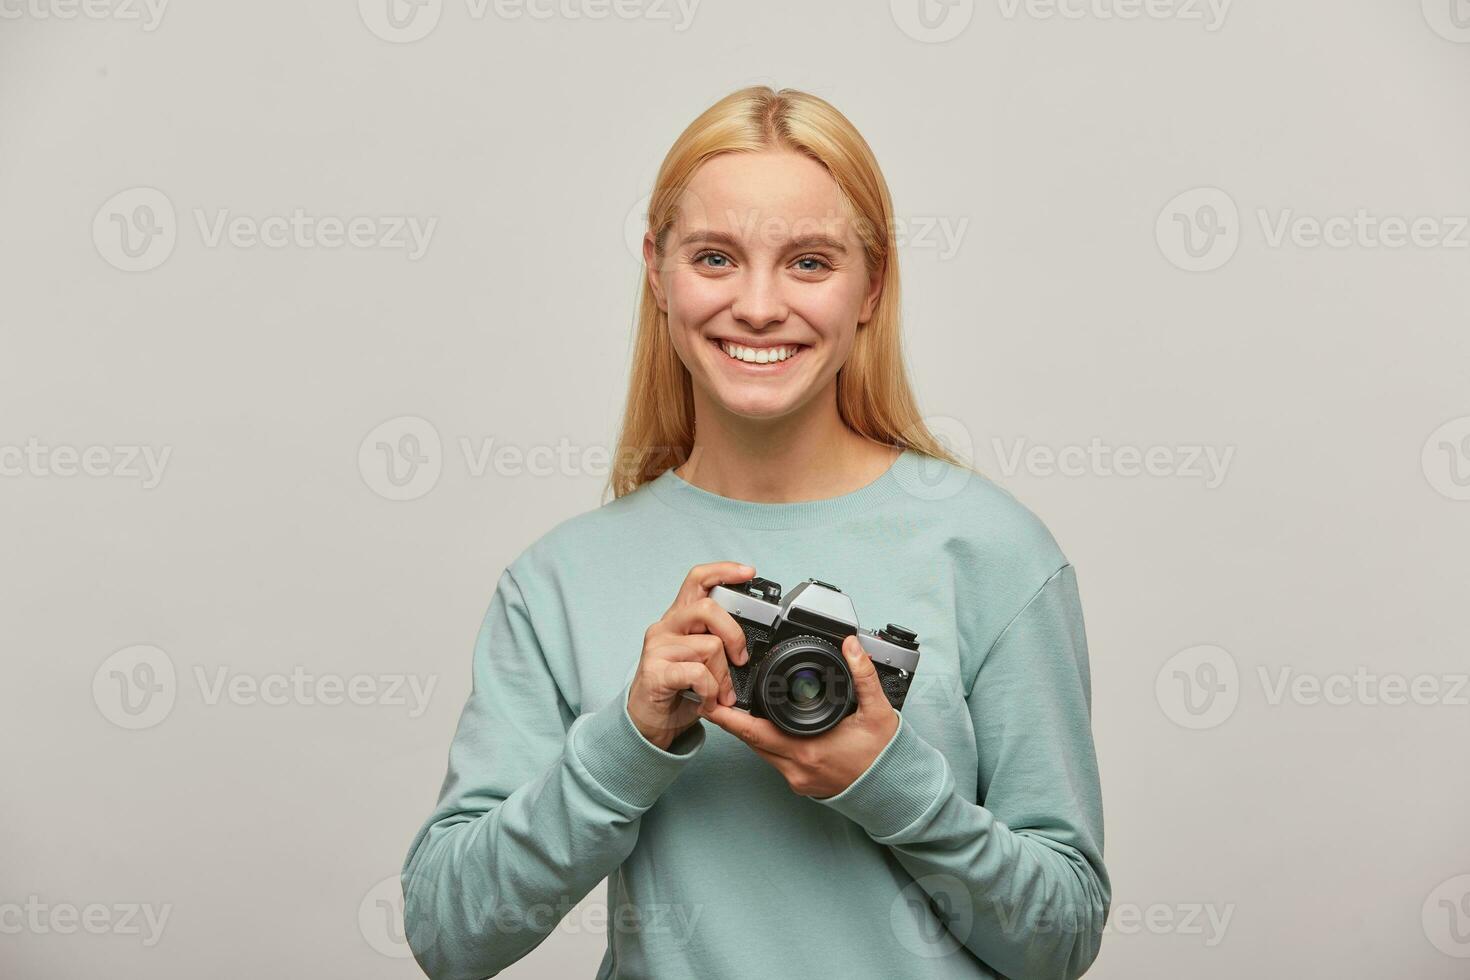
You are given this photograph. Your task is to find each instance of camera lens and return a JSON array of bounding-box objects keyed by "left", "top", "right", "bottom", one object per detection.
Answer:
[
  {"left": 788, "top": 668, "right": 822, "bottom": 707},
  {"left": 754, "top": 636, "right": 853, "bottom": 736}
]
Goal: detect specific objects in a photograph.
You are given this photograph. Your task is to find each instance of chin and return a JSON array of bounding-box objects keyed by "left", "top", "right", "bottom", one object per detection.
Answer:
[{"left": 705, "top": 386, "right": 805, "bottom": 421}]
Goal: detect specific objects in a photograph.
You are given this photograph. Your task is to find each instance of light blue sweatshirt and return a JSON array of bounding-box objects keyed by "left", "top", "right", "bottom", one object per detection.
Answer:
[{"left": 401, "top": 448, "right": 1109, "bottom": 979}]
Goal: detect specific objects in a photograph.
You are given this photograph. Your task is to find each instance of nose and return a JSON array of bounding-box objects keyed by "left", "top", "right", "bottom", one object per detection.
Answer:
[{"left": 729, "top": 267, "right": 788, "bottom": 332}]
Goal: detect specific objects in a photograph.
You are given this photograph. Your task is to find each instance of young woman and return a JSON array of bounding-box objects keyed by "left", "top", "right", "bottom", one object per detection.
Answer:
[{"left": 402, "top": 86, "right": 1110, "bottom": 980}]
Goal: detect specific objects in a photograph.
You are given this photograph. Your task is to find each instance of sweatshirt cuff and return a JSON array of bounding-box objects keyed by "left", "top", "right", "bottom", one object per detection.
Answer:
[
  {"left": 812, "top": 712, "right": 952, "bottom": 840},
  {"left": 567, "top": 679, "right": 705, "bottom": 811}
]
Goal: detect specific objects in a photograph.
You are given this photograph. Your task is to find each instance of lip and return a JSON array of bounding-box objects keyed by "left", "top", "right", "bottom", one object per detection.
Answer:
[{"left": 708, "top": 337, "right": 809, "bottom": 373}]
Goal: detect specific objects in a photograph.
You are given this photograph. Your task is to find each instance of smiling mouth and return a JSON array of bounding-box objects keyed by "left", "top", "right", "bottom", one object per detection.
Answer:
[{"left": 709, "top": 337, "right": 809, "bottom": 367}]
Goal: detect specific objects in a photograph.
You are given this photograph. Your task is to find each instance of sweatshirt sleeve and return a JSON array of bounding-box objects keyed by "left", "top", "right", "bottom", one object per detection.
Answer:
[
  {"left": 813, "top": 563, "right": 1110, "bottom": 980},
  {"left": 401, "top": 568, "right": 705, "bottom": 980}
]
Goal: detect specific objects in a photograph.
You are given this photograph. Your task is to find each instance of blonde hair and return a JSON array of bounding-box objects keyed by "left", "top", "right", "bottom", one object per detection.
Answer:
[{"left": 605, "top": 85, "right": 967, "bottom": 501}]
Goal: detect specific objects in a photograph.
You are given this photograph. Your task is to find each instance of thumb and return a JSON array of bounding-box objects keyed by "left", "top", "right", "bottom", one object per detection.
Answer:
[{"left": 843, "top": 635, "right": 887, "bottom": 714}]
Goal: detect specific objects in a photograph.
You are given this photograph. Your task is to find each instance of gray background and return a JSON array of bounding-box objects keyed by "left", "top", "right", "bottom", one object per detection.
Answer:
[{"left": 3, "top": 0, "right": 1468, "bottom": 977}]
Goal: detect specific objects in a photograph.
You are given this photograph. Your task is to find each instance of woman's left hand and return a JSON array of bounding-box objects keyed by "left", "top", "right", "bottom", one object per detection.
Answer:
[{"left": 704, "top": 634, "right": 900, "bottom": 799}]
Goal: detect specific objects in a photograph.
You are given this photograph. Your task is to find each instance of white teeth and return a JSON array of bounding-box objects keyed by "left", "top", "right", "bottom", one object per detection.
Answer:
[{"left": 717, "top": 340, "right": 802, "bottom": 364}]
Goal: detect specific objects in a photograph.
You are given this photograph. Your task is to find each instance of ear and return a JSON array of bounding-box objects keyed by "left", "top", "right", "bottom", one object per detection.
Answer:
[
  {"left": 643, "top": 232, "right": 668, "bottom": 314},
  {"left": 857, "top": 259, "right": 884, "bottom": 326}
]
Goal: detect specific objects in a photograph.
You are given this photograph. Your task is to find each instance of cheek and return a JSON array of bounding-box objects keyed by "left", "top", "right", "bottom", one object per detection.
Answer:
[
  {"left": 790, "top": 280, "right": 862, "bottom": 342},
  {"left": 667, "top": 271, "right": 730, "bottom": 324}
]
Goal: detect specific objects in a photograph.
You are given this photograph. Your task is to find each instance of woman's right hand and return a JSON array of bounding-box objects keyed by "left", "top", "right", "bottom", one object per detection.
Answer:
[{"left": 627, "top": 561, "right": 755, "bottom": 751}]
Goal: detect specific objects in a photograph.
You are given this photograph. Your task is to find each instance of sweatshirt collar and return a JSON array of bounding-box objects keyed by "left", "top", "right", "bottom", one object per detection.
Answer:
[{"left": 645, "top": 448, "right": 920, "bottom": 529}]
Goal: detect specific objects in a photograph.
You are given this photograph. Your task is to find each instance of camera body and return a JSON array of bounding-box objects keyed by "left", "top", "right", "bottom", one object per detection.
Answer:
[{"left": 710, "top": 576, "right": 921, "bottom": 736}]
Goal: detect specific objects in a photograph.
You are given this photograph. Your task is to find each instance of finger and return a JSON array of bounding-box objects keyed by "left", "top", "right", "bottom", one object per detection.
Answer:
[
  {"left": 704, "top": 704, "right": 797, "bottom": 758},
  {"left": 654, "top": 637, "right": 736, "bottom": 707},
  {"left": 670, "top": 562, "right": 756, "bottom": 610},
  {"left": 662, "top": 597, "right": 750, "bottom": 667},
  {"left": 658, "top": 660, "right": 718, "bottom": 711},
  {"left": 844, "top": 635, "right": 891, "bottom": 717}
]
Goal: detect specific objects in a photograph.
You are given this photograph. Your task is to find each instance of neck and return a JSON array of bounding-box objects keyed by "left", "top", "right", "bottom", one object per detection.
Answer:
[{"left": 675, "top": 383, "right": 901, "bottom": 503}]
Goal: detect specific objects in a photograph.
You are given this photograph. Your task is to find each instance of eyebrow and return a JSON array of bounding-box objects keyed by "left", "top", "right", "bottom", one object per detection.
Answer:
[{"left": 677, "top": 229, "right": 849, "bottom": 255}]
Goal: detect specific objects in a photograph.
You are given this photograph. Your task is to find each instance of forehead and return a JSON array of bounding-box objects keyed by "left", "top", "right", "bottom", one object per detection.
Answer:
[{"left": 674, "top": 150, "right": 857, "bottom": 246}]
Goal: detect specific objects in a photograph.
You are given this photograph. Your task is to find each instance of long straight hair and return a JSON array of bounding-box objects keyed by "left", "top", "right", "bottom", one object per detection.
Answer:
[{"left": 605, "top": 85, "right": 967, "bottom": 501}]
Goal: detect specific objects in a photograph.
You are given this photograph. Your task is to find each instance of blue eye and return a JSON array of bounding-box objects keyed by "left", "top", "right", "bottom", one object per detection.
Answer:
[{"left": 692, "top": 250, "right": 729, "bottom": 268}]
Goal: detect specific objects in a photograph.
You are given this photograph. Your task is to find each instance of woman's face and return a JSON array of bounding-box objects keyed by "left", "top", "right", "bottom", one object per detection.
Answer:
[{"left": 645, "top": 150, "right": 882, "bottom": 422}]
